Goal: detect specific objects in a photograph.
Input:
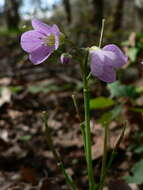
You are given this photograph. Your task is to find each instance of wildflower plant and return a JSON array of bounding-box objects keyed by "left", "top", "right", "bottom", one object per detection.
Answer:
[{"left": 20, "top": 19, "right": 128, "bottom": 190}]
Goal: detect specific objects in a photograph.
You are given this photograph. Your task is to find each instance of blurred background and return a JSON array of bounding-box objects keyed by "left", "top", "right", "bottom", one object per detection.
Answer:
[{"left": 0, "top": 0, "right": 143, "bottom": 189}]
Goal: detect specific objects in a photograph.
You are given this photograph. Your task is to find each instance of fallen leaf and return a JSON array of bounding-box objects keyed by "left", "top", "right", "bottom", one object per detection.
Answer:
[
  {"left": 20, "top": 166, "right": 38, "bottom": 185},
  {"left": 0, "top": 87, "right": 11, "bottom": 107},
  {"left": 108, "top": 180, "right": 132, "bottom": 190},
  {"left": 129, "top": 184, "right": 139, "bottom": 190},
  {"left": 39, "top": 178, "right": 60, "bottom": 190}
]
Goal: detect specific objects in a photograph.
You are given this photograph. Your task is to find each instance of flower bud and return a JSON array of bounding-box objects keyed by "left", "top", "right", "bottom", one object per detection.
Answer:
[
  {"left": 89, "top": 46, "right": 100, "bottom": 52},
  {"left": 60, "top": 53, "right": 72, "bottom": 64}
]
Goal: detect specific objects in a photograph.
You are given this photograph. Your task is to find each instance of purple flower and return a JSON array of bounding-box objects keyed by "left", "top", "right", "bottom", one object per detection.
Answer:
[
  {"left": 90, "top": 44, "right": 128, "bottom": 83},
  {"left": 60, "top": 53, "right": 72, "bottom": 64},
  {"left": 20, "top": 19, "right": 63, "bottom": 65}
]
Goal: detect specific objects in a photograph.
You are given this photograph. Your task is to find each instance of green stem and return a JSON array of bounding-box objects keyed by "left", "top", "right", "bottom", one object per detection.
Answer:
[
  {"left": 97, "top": 124, "right": 125, "bottom": 190},
  {"left": 72, "top": 94, "right": 82, "bottom": 123},
  {"left": 43, "top": 112, "right": 77, "bottom": 190},
  {"left": 96, "top": 150, "right": 117, "bottom": 190},
  {"left": 80, "top": 122, "right": 87, "bottom": 158},
  {"left": 58, "top": 162, "right": 77, "bottom": 190},
  {"left": 87, "top": 72, "right": 92, "bottom": 81},
  {"left": 82, "top": 50, "right": 95, "bottom": 190},
  {"left": 99, "top": 125, "right": 108, "bottom": 190}
]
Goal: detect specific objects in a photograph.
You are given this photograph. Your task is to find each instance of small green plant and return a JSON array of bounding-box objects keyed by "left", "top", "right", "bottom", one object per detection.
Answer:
[{"left": 20, "top": 18, "right": 128, "bottom": 190}]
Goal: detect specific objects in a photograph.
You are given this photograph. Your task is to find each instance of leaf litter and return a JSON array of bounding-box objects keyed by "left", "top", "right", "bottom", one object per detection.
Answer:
[{"left": 0, "top": 34, "right": 143, "bottom": 190}]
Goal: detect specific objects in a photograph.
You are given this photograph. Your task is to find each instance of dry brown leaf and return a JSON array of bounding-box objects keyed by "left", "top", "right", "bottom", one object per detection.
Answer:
[
  {"left": 20, "top": 166, "right": 38, "bottom": 185},
  {"left": 0, "top": 87, "right": 11, "bottom": 107},
  {"left": 39, "top": 178, "right": 60, "bottom": 190},
  {"left": 128, "top": 32, "right": 136, "bottom": 47},
  {"left": 108, "top": 180, "right": 132, "bottom": 190},
  {"left": 92, "top": 137, "right": 104, "bottom": 160},
  {"left": 0, "top": 78, "right": 11, "bottom": 85},
  {"left": 0, "top": 138, "right": 10, "bottom": 151},
  {"left": 129, "top": 184, "right": 139, "bottom": 190}
]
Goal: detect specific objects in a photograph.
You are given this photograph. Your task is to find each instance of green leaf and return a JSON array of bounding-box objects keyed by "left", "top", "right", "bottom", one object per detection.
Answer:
[
  {"left": 0, "top": 87, "right": 2, "bottom": 95},
  {"left": 107, "top": 81, "right": 137, "bottom": 98},
  {"left": 129, "top": 107, "right": 143, "bottom": 112},
  {"left": 97, "top": 105, "right": 122, "bottom": 125},
  {"left": 98, "top": 112, "right": 113, "bottom": 125},
  {"left": 20, "top": 135, "right": 32, "bottom": 141},
  {"left": 10, "top": 86, "right": 23, "bottom": 94},
  {"left": 28, "top": 85, "right": 43, "bottom": 94},
  {"left": 28, "top": 84, "right": 61, "bottom": 94},
  {"left": 90, "top": 96, "right": 115, "bottom": 110},
  {"left": 111, "top": 105, "right": 123, "bottom": 119},
  {"left": 127, "top": 47, "right": 138, "bottom": 62},
  {"left": 121, "top": 40, "right": 130, "bottom": 46},
  {"left": 124, "top": 160, "right": 143, "bottom": 184},
  {"left": 134, "top": 146, "right": 143, "bottom": 154},
  {"left": 136, "top": 86, "right": 143, "bottom": 93}
]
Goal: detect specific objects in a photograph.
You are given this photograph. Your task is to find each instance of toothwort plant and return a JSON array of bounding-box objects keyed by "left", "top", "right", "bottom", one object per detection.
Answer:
[{"left": 20, "top": 19, "right": 128, "bottom": 190}]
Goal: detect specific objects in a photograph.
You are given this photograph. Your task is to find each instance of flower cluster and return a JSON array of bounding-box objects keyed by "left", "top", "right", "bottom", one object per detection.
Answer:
[{"left": 20, "top": 19, "right": 128, "bottom": 83}]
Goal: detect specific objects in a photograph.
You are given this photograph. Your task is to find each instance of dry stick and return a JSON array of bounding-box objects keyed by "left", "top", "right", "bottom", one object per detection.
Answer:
[
  {"left": 43, "top": 112, "right": 77, "bottom": 190},
  {"left": 98, "top": 19, "right": 105, "bottom": 48}
]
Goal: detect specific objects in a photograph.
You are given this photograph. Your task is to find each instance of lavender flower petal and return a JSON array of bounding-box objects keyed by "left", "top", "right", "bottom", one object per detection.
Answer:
[
  {"left": 32, "top": 18, "right": 52, "bottom": 35},
  {"left": 29, "top": 45, "right": 54, "bottom": 65},
  {"left": 51, "top": 24, "right": 60, "bottom": 35},
  {"left": 51, "top": 25, "right": 60, "bottom": 49},
  {"left": 90, "top": 50, "right": 105, "bottom": 77},
  {"left": 21, "top": 30, "right": 44, "bottom": 53},
  {"left": 98, "top": 65, "right": 116, "bottom": 83},
  {"left": 103, "top": 44, "right": 128, "bottom": 68}
]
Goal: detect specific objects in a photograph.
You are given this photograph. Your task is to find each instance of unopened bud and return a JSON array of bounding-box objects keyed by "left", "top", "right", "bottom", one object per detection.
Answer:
[
  {"left": 60, "top": 53, "right": 72, "bottom": 64},
  {"left": 89, "top": 46, "right": 100, "bottom": 52}
]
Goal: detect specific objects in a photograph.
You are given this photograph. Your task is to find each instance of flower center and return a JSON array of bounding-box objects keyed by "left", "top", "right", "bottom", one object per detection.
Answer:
[{"left": 43, "top": 34, "right": 55, "bottom": 47}]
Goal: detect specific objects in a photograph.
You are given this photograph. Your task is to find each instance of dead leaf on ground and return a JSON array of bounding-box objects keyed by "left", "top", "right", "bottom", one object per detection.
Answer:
[
  {"left": 108, "top": 180, "right": 133, "bottom": 190},
  {"left": 0, "top": 138, "right": 11, "bottom": 151},
  {"left": 39, "top": 178, "right": 60, "bottom": 190},
  {"left": 0, "top": 78, "right": 11, "bottom": 86},
  {"left": 0, "top": 87, "right": 11, "bottom": 107},
  {"left": 128, "top": 32, "right": 136, "bottom": 47},
  {"left": 129, "top": 184, "right": 139, "bottom": 190},
  {"left": 20, "top": 166, "right": 38, "bottom": 185}
]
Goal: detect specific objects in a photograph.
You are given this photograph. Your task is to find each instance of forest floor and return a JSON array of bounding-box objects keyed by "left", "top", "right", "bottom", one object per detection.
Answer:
[{"left": 0, "top": 32, "right": 143, "bottom": 190}]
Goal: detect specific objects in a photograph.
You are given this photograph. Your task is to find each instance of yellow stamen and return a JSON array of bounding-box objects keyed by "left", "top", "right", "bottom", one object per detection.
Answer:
[{"left": 43, "top": 34, "right": 55, "bottom": 47}]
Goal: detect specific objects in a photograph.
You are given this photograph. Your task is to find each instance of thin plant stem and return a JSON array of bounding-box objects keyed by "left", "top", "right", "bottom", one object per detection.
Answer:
[
  {"left": 98, "top": 124, "right": 126, "bottom": 190},
  {"left": 87, "top": 72, "right": 92, "bottom": 81},
  {"left": 72, "top": 95, "right": 87, "bottom": 158},
  {"left": 82, "top": 49, "right": 95, "bottom": 190},
  {"left": 98, "top": 19, "right": 105, "bottom": 48},
  {"left": 96, "top": 150, "right": 117, "bottom": 190},
  {"left": 80, "top": 122, "right": 87, "bottom": 158},
  {"left": 43, "top": 112, "right": 77, "bottom": 190},
  {"left": 72, "top": 94, "right": 82, "bottom": 123},
  {"left": 99, "top": 125, "right": 109, "bottom": 190}
]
